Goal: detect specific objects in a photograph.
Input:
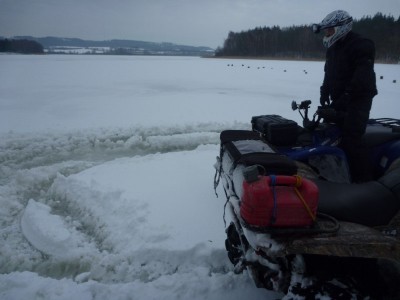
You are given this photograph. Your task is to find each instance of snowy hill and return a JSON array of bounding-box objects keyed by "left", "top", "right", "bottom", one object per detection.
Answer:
[{"left": 11, "top": 36, "right": 215, "bottom": 55}]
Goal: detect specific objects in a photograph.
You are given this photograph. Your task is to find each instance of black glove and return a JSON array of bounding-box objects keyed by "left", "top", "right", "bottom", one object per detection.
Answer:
[
  {"left": 317, "top": 107, "right": 337, "bottom": 121},
  {"left": 303, "top": 119, "right": 318, "bottom": 131},
  {"left": 320, "top": 95, "right": 330, "bottom": 106},
  {"left": 320, "top": 86, "right": 330, "bottom": 106}
]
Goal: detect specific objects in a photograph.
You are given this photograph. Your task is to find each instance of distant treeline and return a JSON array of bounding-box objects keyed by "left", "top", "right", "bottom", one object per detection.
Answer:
[
  {"left": 0, "top": 39, "right": 44, "bottom": 54},
  {"left": 215, "top": 13, "right": 400, "bottom": 63}
]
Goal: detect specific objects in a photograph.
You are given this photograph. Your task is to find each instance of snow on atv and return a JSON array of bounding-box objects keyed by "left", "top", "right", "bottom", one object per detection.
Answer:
[{"left": 214, "top": 100, "right": 400, "bottom": 299}]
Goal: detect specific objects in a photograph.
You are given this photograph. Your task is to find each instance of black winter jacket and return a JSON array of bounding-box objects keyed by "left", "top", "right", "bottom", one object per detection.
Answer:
[
  {"left": 321, "top": 31, "right": 377, "bottom": 103},
  {"left": 321, "top": 31, "right": 378, "bottom": 138}
]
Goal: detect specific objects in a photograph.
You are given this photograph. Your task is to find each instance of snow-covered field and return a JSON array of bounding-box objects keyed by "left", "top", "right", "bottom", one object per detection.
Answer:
[{"left": 0, "top": 54, "right": 399, "bottom": 300}]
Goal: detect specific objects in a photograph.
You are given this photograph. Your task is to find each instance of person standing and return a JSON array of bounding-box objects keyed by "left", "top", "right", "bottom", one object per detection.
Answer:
[{"left": 313, "top": 10, "right": 378, "bottom": 182}]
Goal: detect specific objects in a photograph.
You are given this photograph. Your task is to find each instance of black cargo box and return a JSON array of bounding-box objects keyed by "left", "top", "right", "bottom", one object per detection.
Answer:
[
  {"left": 251, "top": 115, "right": 298, "bottom": 146},
  {"left": 219, "top": 130, "right": 297, "bottom": 175}
]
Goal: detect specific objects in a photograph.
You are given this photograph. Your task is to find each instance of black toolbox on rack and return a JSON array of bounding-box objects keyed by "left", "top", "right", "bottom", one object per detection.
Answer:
[
  {"left": 251, "top": 114, "right": 299, "bottom": 146},
  {"left": 219, "top": 130, "right": 297, "bottom": 175}
]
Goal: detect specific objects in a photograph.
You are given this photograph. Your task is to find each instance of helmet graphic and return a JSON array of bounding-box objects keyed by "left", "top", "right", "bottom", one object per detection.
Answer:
[{"left": 312, "top": 10, "right": 353, "bottom": 48}]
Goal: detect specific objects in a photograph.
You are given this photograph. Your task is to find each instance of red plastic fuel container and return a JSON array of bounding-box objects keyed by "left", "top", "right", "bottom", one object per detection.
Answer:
[{"left": 240, "top": 175, "right": 319, "bottom": 228}]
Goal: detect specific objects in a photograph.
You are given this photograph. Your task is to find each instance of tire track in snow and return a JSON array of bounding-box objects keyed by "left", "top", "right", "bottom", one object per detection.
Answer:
[{"left": 0, "top": 122, "right": 248, "bottom": 282}]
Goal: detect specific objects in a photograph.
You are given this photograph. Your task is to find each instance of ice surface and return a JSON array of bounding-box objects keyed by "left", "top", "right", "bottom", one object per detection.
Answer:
[
  {"left": 20, "top": 199, "right": 99, "bottom": 259},
  {"left": 0, "top": 54, "right": 398, "bottom": 299},
  {"left": 21, "top": 199, "right": 72, "bottom": 256}
]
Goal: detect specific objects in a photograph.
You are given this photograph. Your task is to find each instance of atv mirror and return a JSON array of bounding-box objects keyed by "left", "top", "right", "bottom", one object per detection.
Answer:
[
  {"left": 291, "top": 101, "right": 298, "bottom": 111},
  {"left": 299, "top": 100, "right": 312, "bottom": 109}
]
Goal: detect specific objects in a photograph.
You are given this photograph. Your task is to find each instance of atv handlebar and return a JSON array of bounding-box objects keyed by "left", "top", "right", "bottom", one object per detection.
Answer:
[
  {"left": 291, "top": 100, "right": 312, "bottom": 112},
  {"left": 292, "top": 100, "right": 321, "bottom": 131}
]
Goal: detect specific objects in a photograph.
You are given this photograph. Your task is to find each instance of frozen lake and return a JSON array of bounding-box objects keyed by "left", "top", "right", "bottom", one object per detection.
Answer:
[{"left": 0, "top": 54, "right": 399, "bottom": 299}]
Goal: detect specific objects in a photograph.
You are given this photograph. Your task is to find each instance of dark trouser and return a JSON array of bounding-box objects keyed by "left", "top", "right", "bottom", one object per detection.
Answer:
[
  {"left": 340, "top": 137, "right": 372, "bottom": 182},
  {"left": 339, "top": 96, "right": 374, "bottom": 183}
]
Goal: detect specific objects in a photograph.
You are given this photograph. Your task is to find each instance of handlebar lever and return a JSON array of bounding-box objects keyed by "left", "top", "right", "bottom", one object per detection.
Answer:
[{"left": 292, "top": 100, "right": 321, "bottom": 131}]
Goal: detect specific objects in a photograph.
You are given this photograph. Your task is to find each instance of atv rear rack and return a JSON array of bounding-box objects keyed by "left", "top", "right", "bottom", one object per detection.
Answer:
[
  {"left": 261, "top": 221, "right": 400, "bottom": 262},
  {"left": 241, "top": 212, "right": 340, "bottom": 236},
  {"left": 370, "top": 118, "right": 400, "bottom": 132}
]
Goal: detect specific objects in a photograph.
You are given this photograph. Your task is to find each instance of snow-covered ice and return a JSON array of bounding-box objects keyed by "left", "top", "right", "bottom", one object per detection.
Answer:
[{"left": 0, "top": 54, "right": 399, "bottom": 299}]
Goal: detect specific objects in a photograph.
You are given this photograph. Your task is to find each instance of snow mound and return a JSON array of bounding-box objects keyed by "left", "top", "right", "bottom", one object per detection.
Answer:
[{"left": 21, "top": 199, "right": 97, "bottom": 258}]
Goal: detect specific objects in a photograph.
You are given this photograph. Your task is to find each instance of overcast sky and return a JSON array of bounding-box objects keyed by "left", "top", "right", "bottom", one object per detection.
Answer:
[{"left": 1, "top": 0, "right": 399, "bottom": 48}]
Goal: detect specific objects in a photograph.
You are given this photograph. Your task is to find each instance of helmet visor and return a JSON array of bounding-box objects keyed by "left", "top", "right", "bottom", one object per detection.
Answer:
[{"left": 312, "top": 24, "right": 321, "bottom": 33}]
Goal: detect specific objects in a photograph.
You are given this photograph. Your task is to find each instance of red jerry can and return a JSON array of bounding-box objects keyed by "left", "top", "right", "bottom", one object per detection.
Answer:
[{"left": 240, "top": 175, "right": 319, "bottom": 228}]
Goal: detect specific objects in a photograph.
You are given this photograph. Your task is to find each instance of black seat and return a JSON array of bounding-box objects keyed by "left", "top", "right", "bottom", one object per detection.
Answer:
[{"left": 315, "top": 168, "right": 400, "bottom": 226}]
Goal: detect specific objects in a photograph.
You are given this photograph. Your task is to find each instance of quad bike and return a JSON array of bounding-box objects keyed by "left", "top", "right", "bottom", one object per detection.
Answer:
[{"left": 214, "top": 100, "right": 400, "bottom": 298}]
